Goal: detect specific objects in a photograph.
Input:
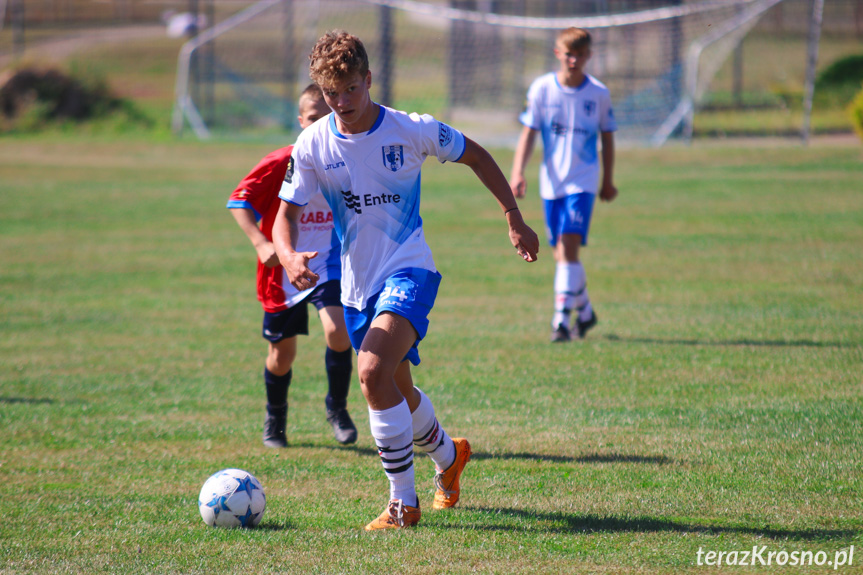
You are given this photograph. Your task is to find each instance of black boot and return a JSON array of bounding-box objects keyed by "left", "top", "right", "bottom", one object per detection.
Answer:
[
  {"left": 263, "top": 403, "right": 288, "bottom": 448},
  {"left": 326, "top": 405, "right": 357, "bottom": 445}
]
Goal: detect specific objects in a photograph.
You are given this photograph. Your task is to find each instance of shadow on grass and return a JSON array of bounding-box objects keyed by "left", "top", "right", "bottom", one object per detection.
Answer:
[
  {"left": 290, "top": 443, "right": 675, "bottom": 466},
  {"left": 288, "top": 441, "right": 378, "bottom": 457},
  {"left": 472, "top": 451, "right": 674, "bottom": 465},
  {"left": 457, "top": 507, "right": 859, "bottom": 541},
  {"left": 255, "top": 522, "right": 292, "bottom": 532},
  {"left": 603, "top": 333, "right": 846, "bottom": 349},
  {"left": 290, "top": 443, "right": 674, "bottom": 466},
  {"left": 0, "top": 396, "right": 55, "bottom": 405}
]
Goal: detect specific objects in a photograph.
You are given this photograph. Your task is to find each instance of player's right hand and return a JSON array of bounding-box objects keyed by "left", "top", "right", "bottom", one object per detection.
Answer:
[
  {"left": 506, "top": 211, "right": 539, "bottom": 263},
  {"left": 599, "top": 182, "right": 618, "bottom": 202},
  {"left": 283, "top": 250, "right": 320, "bottom": 290},
  {"left": 257, "top": 241, "right": 280, "bottom": 268},
  {"left": 509, "top": 175, "right": 527, "bottom": 199}
]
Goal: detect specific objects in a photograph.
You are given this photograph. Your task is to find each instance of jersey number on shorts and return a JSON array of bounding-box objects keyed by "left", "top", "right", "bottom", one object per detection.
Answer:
[{"left": 380, "top": 286, "right": 410, "bottom": 303}]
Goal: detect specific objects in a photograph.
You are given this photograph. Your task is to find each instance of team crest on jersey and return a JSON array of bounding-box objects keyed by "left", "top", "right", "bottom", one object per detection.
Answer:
[
  {"left": 438, "top": 122, "right": 454, "bottom": 147},
  {"left": 284, "top": 156, "right": 294, "bottom": 184},
  {"left": 382, "top": 145, "right": 404, "bottom": 172},
  {"left": 583, "top": 100, "right": 596, "bottom": 117}
]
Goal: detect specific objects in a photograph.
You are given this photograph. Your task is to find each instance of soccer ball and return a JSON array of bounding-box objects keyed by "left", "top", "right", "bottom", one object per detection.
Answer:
[{"left": 198, "top": 468, "right": 266, "bottom": 528}]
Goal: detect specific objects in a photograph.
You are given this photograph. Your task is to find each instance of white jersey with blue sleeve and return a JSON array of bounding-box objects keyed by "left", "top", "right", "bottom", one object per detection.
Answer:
[
  {"left": 279, "top": 106, "right": 466, "bottom": 310},
  {"left": 519, "top": 72, "right": 617, "bottom": 200}
]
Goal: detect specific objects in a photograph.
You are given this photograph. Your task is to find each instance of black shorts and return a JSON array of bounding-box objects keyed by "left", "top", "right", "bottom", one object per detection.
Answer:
[{"left": 261, "top": 280, "right": 342, "bottom": 343}]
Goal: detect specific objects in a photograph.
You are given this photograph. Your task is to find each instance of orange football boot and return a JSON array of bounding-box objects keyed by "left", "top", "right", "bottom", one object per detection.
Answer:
[
  {"left": 432, "top": 437, "right": 472, "bottom": 510},
  {"left": 364, "top": 498, "right": 421, "bottom": 531}
]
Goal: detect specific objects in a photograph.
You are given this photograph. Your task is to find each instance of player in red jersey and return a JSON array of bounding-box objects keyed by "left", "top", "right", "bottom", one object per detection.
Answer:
[{"left": 227, "top": 84, "right": 357, "bottom": 447}]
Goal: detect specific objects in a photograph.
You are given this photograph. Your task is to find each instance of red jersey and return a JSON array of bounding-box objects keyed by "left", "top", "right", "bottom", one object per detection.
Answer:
[
  {"left": 227, "top": 147, "right": 294, "bottom": 313},
  {"left": 229, "top": 146, "right": 340, "bottom": 313}
]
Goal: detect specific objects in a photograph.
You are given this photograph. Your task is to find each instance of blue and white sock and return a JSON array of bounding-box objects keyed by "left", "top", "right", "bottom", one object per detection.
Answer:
[{"left": 553, "top": 262, "right": 592, "bottom": 327}]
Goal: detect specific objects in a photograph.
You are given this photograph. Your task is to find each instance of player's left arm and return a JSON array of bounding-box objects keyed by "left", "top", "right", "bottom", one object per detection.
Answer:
[
  {"left": 599, "top": 131, "right": 618, "bottom": 202},
  {"left": 456, "top": 137, "right": 540, "bottom": 263}
]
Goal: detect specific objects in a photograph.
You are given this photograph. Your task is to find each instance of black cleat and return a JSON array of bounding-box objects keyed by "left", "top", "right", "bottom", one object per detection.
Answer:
[
  {"left": 263, "top": 404, "right": 288, "bottom": 448},
  {"left": 326, "top": 407, "right": 358, "bottom": 445},
  {"left": 550, "top": 324, "right": 571, "bottom": 343},
  {"left": 576, "top": 311, "right": 598, "bottom": 339}
]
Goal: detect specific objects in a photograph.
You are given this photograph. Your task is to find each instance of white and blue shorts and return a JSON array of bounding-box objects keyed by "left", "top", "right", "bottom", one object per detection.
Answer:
[
  {"left": 344, "top": 267, "right": 442, "bottom": 366},
  {"left": 543, "top": 193, "right": 596, "bottom": 247}
]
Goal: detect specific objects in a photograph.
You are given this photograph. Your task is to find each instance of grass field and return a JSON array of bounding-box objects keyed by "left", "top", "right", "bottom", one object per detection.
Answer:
[{"left": 1, "top": 133, "right": 861, "bottom": 574}]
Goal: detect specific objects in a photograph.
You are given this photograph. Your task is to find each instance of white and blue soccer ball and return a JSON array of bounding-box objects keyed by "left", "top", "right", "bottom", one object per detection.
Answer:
[{"left": 198, "top": 468, "right": 266, "bottom": 528}]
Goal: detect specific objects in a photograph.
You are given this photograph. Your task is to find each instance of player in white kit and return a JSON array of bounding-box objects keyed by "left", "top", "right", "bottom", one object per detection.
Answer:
[
  {"left": 510, "top": 27, "right": 619, "bottom": 342},
  {"left": 273, "top": 30, "right": 539, "bottom": 530}
]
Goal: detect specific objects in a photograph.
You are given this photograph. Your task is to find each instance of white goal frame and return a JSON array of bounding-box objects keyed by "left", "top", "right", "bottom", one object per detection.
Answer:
[{"left": 172, "top": 0, "right": 814, "bottom": 146}]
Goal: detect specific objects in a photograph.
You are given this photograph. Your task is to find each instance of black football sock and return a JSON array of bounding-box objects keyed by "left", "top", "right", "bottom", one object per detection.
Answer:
[
  {"left": 324, "top": 347, "right": 353, "bottom": 411},
  {"left": 264, "top": 367, "right": 291, "bottom": 408}
]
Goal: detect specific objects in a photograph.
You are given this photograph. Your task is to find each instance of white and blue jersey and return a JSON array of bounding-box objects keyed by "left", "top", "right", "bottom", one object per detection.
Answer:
[
  {"left": 280, "top": 105, "right": 466, "bottom": 310},
  {"left": 520, "top": 72, "right": 617, "bottom": 200}
]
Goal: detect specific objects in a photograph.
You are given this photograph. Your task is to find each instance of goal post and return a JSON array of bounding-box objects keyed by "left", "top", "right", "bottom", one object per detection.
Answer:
[
  {"left": 172, "top": 0, "right": 798, "bottom": 146},
  {"left": 651, "top": 0, "right": 787, "bottom": 145},
  {"left": 172, "top": 0, "right": 290, "bottom": 138}
]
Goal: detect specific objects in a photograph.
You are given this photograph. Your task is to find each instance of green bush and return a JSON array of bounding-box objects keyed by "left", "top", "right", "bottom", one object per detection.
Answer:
[
  {"left": 850, "top": 83, "right": 863, "bottom": 142},
  {"left": 817, "top": 54, "right": 863, "bottom": 88},
  {"left": 0, "top": 66, "right": 153, "bottom": 134},
  {"left": 815, "top": 54, "right": 863, "bottom": 109}
]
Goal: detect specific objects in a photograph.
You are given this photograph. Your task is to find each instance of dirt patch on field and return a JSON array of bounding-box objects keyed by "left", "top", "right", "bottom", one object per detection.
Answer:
[{"left": 0, "top": 25, "right": 167, "bottom": 71}]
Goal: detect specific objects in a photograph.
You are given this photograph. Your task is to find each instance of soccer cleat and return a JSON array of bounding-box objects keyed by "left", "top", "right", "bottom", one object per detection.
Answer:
[
  {"left": 326, "top": 407, "right": 358, "bottom": 445},
  {"left": 262, "top": 404, "right": 288, "bottom": 448},
  {"left": 550, "top": 324, "right": 571, "bottom": 343},
  {"left": 364, "top": 498, "right": 421, "bottom": 531},
  {"left": 432, "top": 437, "right": 472, "bottom": 510},
  {"left": 576, "top": 311, "right": 598, "bottom": 339}
]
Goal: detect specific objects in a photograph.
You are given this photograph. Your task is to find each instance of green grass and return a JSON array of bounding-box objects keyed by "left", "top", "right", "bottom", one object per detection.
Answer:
[{"left": 1, "top": 134, "right": 862, "bottom": 574}]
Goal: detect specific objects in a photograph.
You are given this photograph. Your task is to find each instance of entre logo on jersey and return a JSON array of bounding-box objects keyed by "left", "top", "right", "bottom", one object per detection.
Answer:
[
  {"left": 341, "top": 190, "right": 401, "bottom": 214},
  {"left": 364, "top": 193, "right": 400, "bottom": 207},
  {"left": 341, "top": 190, "right": 363, "bottom": 213},
  {"left": 550, "top": 120, "right": 591, "bottom": 137}
]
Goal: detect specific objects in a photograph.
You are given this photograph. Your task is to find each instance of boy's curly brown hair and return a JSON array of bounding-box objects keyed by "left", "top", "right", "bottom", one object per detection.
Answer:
[{"left": 309, "top": 30, "right": 369, "bottom": 88}]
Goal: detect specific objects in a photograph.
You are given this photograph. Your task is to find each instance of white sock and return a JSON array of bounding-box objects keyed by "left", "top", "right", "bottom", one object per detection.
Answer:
[
  {"left": 554, "top": 262, "right": 592, "bottom": 325},
  {"left": 368, "top": 400, "right": 416, "bottom": 506},
  {"left": 552, "top": 263, "right": 572, "bottom": 328},
  {"left": 411, "top": 388, "right": 456, "bottom": 472}
]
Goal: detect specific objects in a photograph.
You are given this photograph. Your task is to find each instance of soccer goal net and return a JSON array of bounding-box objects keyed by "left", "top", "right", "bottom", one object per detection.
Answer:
[{"left": 172, "top": 0, "right": 793, "bottom": 145}]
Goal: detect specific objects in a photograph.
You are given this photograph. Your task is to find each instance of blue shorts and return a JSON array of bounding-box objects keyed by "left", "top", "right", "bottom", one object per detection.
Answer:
[
  {"left": 344, "top": 268, "right": 442, "bottom": 366},
  {"left": 261, "top": 280, "right": 342, "bottom": 343},
  {"left": 544, "top": 193, "right": 596, "bottom": 247}
]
